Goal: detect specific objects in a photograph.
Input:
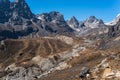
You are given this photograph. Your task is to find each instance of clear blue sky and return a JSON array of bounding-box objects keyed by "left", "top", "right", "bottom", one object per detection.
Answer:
[{"left": 13, "top": 0, "right": 120, "bottom": 22}]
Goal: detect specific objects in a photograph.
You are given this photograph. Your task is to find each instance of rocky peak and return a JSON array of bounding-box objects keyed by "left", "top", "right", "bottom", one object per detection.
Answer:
[
  {"left": 105, "top": 14, "right": 120, "bottom": 26},
  {"left": 69, "top": 16, "right": 79, "bottom": 25},
  {"left": 0, "top": 0, "right": 34, "bottom": 24},
  {"left": 37, "top": 11, "right": 74, "bottom": 35},
  {"left": 84, "top": 16, "right": 104, "bottom": 28},
  {"left": 12, "top": 0, "right": 33, "bottom": 19},
  {"left": 67, "top": 16, "right": 79, "bottom": 30},
  {"left": 86, "top": 16, "right": 99, "bottom": 23},
  {"left": 49, "top": 11, "right": 64, "bottom": 22},
  {"left": 67, "top": 16, "right": 105, "bottom": 32},
  {"left": 38, "top": 11, "right": 65, "bottom": 23}
]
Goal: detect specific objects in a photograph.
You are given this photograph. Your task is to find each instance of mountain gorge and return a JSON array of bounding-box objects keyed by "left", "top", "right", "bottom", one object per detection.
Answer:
[{"left": 0, "top": 0, "right": 120, "bottom": 80}]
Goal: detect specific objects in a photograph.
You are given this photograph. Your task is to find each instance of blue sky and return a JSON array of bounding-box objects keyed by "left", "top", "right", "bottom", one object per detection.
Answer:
[{"left": 14, "top": 0, "right": 120, "bottom": 22}]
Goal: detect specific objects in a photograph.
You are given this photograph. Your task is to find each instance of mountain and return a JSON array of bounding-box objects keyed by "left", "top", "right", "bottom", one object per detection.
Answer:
[
  {"left": 37, "top": 11, "right": 74, "bottom": 35},
  {"left": 0, "top": 0, "right": 74, "bottom": 40},
  {"left": 84, "top": 16, "right": 104, "bottom": 28},
  {"left": 67, "top": 16, "right": 80, "bottom": 31},
  {"left": 0, "top": 0, "right": 34, "bottom": 24},
  {"left": 105, "top": 14, "right": 120, "bottom": 26},
  {"left": 67, "top": 16, "right": 105, "bottom": 32},
  {"left": 0, "top": 0, "right": 37, "bottom": 40}
]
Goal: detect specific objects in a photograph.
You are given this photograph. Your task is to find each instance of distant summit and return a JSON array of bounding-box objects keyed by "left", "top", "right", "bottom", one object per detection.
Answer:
[
  {"left": 105, "top": 14, "right": 120, "bottom": 26},
  {"left": 67, "top": 16, "right": 79, "bottom": 29},
  {"left": 67, "top": 16, "right": 105, "bottom": 32},
  {"left": 84, "top": 16, "right": 104, "bottom": 28}
]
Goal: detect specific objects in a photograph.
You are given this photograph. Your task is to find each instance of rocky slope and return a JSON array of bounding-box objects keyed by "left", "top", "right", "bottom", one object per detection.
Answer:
[
  {"left": 38, "top": 34, "right": 120, "bottom": 80},
  {"left": 0, "top": 36, "right": 80, "bottom": 80},
  {"left": 0, "top": 28, "right": 120, "bottom": 80}
]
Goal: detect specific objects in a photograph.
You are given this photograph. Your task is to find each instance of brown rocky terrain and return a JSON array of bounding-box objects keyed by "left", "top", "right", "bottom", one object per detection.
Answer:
[
  {"left": 0, "top": 37, "right": 73, "bottom": 68},
  {"left": 0, "top": 36, "right": 82, "bottom": 80},
  {"left": 0, "top": 31, "right": 120, "bottom": 80},
  {"left": 38, "top": 37, "right": 120, "bottom": 80}
]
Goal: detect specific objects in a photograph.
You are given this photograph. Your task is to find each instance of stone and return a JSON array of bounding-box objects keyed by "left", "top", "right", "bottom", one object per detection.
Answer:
[{"left": 79, "top": 67, "right": 90, "bottom": 79}]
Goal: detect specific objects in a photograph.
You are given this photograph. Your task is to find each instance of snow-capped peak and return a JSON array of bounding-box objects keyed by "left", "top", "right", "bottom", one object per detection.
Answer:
[
  {"left": 105, "top": 13, "right": 120, "bottom": 26},
  {"left": 117, "top": 13, "right": 120, "bottom": 17}
]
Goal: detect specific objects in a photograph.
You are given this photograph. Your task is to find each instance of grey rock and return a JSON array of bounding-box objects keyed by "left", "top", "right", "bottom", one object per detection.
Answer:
[
  {"left": 67, "top": 16, "right": 79, "bottom": 30},
  {"left": 79, "top": 67, "right": 90, "bottom": 79},
  {"left": 1, "top": 66, "right": 42, "bottom": 80}
]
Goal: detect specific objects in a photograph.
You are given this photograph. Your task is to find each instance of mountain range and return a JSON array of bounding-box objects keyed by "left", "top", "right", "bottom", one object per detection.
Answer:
[
  {"left": 0, "top": 0, "right": 120, "bottom": 80},
  {"left": 0, "top": 0, "right": 119, "bottom": 40}
]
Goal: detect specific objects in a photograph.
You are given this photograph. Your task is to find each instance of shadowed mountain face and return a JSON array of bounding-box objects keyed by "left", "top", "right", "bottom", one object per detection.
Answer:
[
  {"left": 0, "top": 0, "right": 34, "bottom": 24},
  {"left": 0, "top": 0, "right": 11, "bottom": 23}
]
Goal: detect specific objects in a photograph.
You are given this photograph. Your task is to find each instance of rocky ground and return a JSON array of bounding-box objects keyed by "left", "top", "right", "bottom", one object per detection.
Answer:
[
  {"left": 0, "top": 35, "right": 120, "bottom": 80},
  {"left": 38, "top": 37, "right": 120, "bottom": 80}
]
